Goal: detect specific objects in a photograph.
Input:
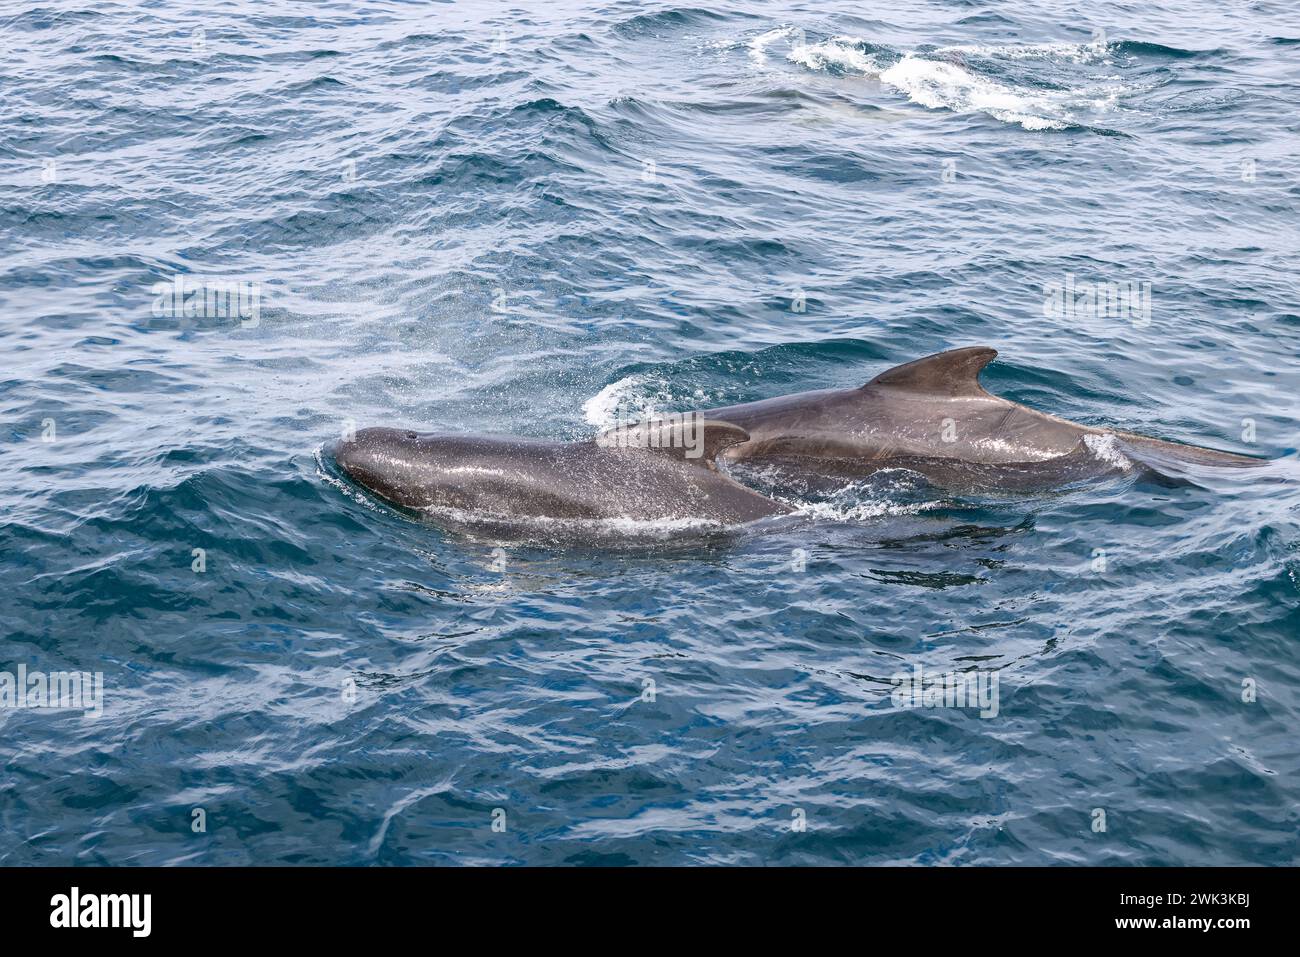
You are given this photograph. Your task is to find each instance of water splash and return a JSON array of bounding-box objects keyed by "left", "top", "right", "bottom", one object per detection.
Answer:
[
  {"left": 581, "top": 373, "right": 685, "bottom": 429},
  {"left": 1083, "top": 432, "right": 1135, "bottom": 469}
]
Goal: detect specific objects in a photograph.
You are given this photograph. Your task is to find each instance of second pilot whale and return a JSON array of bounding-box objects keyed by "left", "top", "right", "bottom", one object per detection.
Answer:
[{"left": 691, "top": 346, "right": 1264, "bottom": 491}]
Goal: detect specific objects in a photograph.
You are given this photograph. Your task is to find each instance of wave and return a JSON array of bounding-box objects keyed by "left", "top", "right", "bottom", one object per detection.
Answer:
[
  {"left": 933, "top": 39, "right": 1113, "bottom": 63},
  {"left": 749, "top": 29, "right": 1135, "bottom": 131},
  {"left": 1112, "top": 39, "right": 1211, "bottom": 59},
  {"left": 613, "top": 7, "right": 735, "bottom": 39},
  {"left": 787, "top": 36, "right": 882, "bottom": 75},
  {"left": 878, "top": 54, "right": 1081, "bottom": 131}
]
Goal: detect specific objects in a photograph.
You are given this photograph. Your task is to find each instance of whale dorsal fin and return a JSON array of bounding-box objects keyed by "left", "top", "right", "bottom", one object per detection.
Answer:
[
  {"left": 865, "top": 346, "right": 997, "bottom": 398},
  {"left": 595, "top": 418, "right": 750, "bottom": 467}
]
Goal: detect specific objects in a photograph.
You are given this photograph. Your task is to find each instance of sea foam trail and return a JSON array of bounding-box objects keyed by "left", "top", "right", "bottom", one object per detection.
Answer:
[
  {"left": 878, "top": 55, "right": 1074, "bottom": 131},
  {"left": 752, "top": 29, "right": 1126, "bottom": 130}
]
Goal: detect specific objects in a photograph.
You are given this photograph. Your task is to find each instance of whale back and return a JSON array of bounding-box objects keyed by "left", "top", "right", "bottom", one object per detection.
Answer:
[
  {"left": 703, "top": 346, "right": 1087, "bottom": 466},
  {"left": 702, "top": 346, "right": 1264, "bottom": 480}
]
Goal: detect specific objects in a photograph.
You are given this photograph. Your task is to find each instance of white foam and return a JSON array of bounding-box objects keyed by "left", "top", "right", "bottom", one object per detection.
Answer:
[
  {"left": 879, "top": 54, "right": 1070, "bottom": 130},
  {"left": 583, "top": 374, "right": 645, "bottom": 428},
  {"left": 1083, "top": 432, "right": 1134, "bottom": 469},
  {"left": 769, "top": 32, "right": 1126, "bottom": 131},
  {"left": 791, "top": 496, "right": 938, "bottom": 523},
  {"left": 419, "top": 503, "right": 727, "bottom": 538},
  {"left": 314, "top": 444, "right": 379, "bottom": 510},
  {"left": 934, "top": 40, "right": 1112, "bottom": 65},
  {"left": 748, "top": 25, "right": 801, "bottom": 67},
  {"left": 787, "top": 36, "right": 881, "bottom": 74},
  {"left": 581, "top": 373, "right": 692, "bottom": 430},
  {"left": 747, "top": 470, "right": 944, "bottom": 523}
]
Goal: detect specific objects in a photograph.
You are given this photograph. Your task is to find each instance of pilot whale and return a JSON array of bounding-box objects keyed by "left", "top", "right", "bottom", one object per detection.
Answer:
[
  {"left": 334, "top": 418, "right": 792, "bottom": 526},
  {"left": 335, "top": 346, "right": 1265, "bottom": 529},
  {"left": 693, "top": 346, "right": 1264, "bottom": 491}
]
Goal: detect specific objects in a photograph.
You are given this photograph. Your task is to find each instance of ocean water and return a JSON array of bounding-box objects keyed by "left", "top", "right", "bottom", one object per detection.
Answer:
[{"left": 2, "top": 0, "right": 1299, "bottom": 866}]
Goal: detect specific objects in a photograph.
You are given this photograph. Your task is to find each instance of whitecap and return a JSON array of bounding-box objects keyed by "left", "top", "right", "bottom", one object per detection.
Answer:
[
  {"left": 748, "top": 25, "right": 802, "bottom": 67},
  {"left": 787, "top": 36, "right": 881, "bottom": 74},
  {"left": 878, "top": 54, "right": 1071, "bottom": 130},
  {"left": 772, "top": 32, "right": 1130, "bottom": 131}
]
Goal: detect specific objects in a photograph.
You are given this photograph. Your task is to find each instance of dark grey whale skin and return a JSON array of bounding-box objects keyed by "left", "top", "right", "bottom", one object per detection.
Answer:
[
  {"left": 700, "top": 346, "right": 1264, "bottom": 492},
  {"left": 336, "top": 347, "right": 1265, "bottom": 525},
  {"left": 334, "top": 421, "right": 792, "bottom": 525}
]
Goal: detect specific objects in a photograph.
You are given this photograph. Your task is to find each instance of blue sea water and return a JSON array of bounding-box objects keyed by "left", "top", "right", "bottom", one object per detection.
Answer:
[{"left": 2, "top": 0, "right": 1299, "bottom": 866}]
